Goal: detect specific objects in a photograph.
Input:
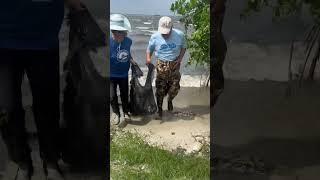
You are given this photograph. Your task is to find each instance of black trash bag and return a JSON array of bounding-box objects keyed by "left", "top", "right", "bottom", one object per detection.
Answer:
[
  {"left": 60, "top": 7, "right": 107, "bottom": 169},
  {"left": 129, "top": 63, "right": 157, "bottom": 115},
  {"left": 131, "top": 63, "right": 143, "bottom": 78}
]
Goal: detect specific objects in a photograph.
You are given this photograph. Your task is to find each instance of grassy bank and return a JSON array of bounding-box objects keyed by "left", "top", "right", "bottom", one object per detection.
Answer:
[{"left": 110, "top": 129, "right": 210, "bottom": 180}]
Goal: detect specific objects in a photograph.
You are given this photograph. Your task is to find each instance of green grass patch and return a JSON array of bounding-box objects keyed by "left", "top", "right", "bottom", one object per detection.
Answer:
[{"left": 110, "top": 129, "right": 210, "bottom": 180}]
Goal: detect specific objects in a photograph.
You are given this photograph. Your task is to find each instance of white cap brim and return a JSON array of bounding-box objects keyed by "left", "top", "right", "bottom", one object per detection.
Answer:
[
  {"left": 110, "top": 25, "right": 129, "bottom": 31},
  {"left": 158, "top": 26, "right": 171, "bottom": 34},
  {"left": 110, "top": 14, "right": 132, "bottom": 32}
]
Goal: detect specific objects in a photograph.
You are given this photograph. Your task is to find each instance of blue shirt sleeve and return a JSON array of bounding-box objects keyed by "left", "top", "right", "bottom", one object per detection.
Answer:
[{"left": 147, "top": 35, "right": 156, "bottom": 53}]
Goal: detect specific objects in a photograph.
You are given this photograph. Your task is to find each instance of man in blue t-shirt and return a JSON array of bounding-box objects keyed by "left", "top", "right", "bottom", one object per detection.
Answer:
[
  {"left": 146, "top": 16, "right": 187, "bottom": 119},
  {"left": 110, "top": 14, "right": 137, "bottom": 125},
  {"left": 0, "top": 1, "right": 82, "bottom": 179}
]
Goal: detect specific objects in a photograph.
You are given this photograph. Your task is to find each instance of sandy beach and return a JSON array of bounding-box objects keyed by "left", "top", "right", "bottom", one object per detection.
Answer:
[{"left": 118, "top": 86, "right": 210, "bottom": 153}]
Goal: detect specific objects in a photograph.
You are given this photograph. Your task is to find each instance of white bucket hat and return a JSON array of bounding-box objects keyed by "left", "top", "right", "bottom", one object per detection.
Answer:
[
  {"left": 158, "top": 16, "right": 173, "bottom": 34},
  {"left": 110, "top": 14, "right": 132, "bottom": 32}
]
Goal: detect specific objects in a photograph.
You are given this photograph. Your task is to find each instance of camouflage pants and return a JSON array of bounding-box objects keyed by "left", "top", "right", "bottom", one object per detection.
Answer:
[{"left": 155, "top": 60, "right": 181, "bottom": 109}]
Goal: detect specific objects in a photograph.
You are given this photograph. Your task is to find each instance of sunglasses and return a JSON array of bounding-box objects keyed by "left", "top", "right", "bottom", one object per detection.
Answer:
[{"left": 111, "top": 30, "right": 126, "bottom": 35}]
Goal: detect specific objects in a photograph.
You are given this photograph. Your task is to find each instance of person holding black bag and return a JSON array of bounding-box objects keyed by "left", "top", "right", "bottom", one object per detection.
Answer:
[
  {"left": 110, "top": 14, "right": 137, "bottom": 125},
  {"left": 146, "top": 16, "right": 187, "bottom": 120}
]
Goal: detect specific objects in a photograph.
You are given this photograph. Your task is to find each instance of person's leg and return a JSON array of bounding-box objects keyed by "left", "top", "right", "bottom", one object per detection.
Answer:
[
  {"left": 0, "top": 49, "right": 33, "bottom": 178},
  {"left": 24, "top": 49, "right": 61, "bottom": 175},
  {"left": 110, "top": 78, "right": 120, "bottom": 116},
  {"left": 110, "top": 78, "right": 121, "bottom": 125},
  {"left": 167, "top": 68, "right": 181, "bottom": 111},
  {"left": 155, "top": 61, "right": 170, "bottom": 118},
  {"left": 118, "top": 77, "right": 129, "bottom": 114}
]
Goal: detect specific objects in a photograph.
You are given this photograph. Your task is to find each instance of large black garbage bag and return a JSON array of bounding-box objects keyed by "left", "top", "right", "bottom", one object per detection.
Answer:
[
  {"left": 130, "top": 64, "right": 157, "bottom": 115},
  {"left": 61, "top": 7, "right": 107, "bottom": 169}
]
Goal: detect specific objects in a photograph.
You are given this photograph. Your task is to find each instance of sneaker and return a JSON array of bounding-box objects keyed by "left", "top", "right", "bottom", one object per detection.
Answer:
[
  {"left": 124, "top": 113, "right": 131, "bottom": 122},
  {"left": 168, "top": 100, "right": 173, "bottom": 112},
  {"left": 155, "top": 109, "right": 163, "bottom": 120},
  {"left": 111, "top": 113, "right": 121, "bottom": 125},
  {"left": 119, "top": 115, "right": 125, "bottom": 125},
  {"left": 46, "top": 164, "right": 64, "bottom": 180}
]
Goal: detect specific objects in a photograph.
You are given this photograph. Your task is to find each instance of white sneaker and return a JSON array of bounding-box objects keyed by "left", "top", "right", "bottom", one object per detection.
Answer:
[
  {"left": 119, "top": 115, "right": 125, "bottom": 124},
  {"left": 111, "top": 113, "right": 121, "bottom": 125},
  {"left": 124, "top": 113, "right": 131, "bottom": 122}
]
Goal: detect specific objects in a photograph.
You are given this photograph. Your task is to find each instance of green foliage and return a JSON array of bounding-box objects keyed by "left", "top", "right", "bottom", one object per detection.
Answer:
[
  {"left": 171, "top": 0, "right": 210, "bottom": 66},
  {"left": 241, "top": 0, "right": 320, "bottom": 24}
]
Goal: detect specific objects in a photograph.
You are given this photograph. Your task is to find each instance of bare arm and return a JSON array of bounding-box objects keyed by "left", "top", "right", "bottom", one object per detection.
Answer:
[
  {"left": 176, "top": 48, "right": 186, "bottom": 63},
  {"left": 174, "top": 48, "right": 186, "bottom": 70},
  {"left": 146, "top": 51, "right": 153, "bottom": 65}
]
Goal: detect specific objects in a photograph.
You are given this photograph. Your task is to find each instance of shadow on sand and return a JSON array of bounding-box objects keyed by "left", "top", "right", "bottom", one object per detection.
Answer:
[{"left": 118, "top": 105, "right": 210, "bottom": 128}]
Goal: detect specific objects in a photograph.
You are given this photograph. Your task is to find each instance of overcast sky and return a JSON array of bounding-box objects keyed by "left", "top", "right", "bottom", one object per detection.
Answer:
[{"left": 110, "top": 0, "right": 176, "bottom": 15}]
